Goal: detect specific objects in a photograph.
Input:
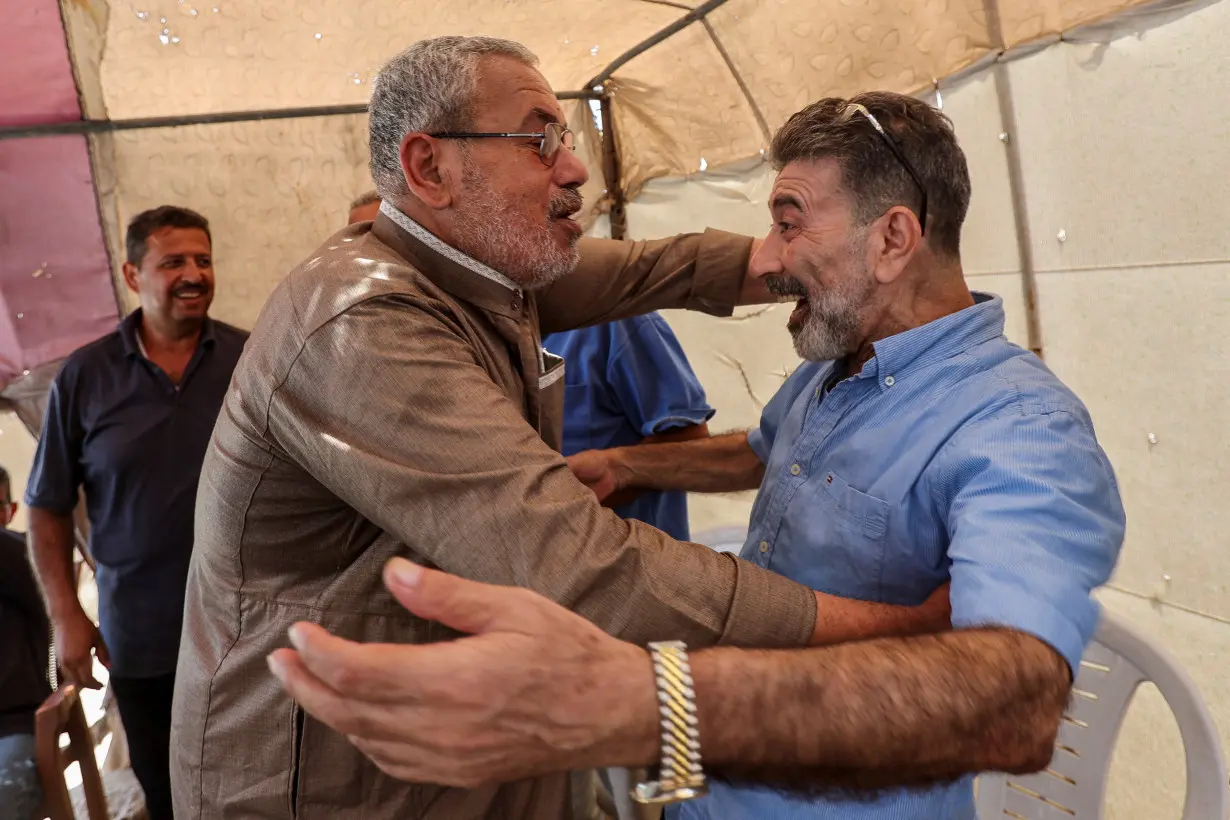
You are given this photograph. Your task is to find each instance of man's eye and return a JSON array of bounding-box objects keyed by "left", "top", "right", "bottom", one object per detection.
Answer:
[{"left": 777, "top": 222, "right": 796, "bottom": 234}]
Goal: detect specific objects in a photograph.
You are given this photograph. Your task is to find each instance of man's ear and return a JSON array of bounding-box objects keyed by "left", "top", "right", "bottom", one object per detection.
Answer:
[
  {"left": 399, "top": 134, "right": 457, "bottom": 210},
  {"left": 872, "top": 206, "right": 923, "bottom": 285},
  {"left": 121, "top": 262, "right": 141, "bottom": 294}
]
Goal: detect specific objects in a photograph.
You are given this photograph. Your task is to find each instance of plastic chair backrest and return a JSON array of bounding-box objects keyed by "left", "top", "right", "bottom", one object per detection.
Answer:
[
  {"left": 976, "top": 610, "right": 1228, "bottom": 819},
  {"left": 35, "top": 685, "right": 110, "bottom": 820}
]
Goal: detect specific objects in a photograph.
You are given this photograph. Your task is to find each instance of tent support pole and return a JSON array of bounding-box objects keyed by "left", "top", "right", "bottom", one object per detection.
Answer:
[
  {"left": 599, "top": 94, "right": 628, "bottom": 240},
  {"left": 982, "top": 1, "right": 1045, "bottom": 360},
  {"left": 0, "top": 91, "right": 604, "bottom": 141}
]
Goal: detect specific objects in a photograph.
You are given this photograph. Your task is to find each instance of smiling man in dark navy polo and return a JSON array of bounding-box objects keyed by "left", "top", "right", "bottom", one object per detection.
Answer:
[{"left": 25, "top": 205, "right": 247, "bottom": 820}]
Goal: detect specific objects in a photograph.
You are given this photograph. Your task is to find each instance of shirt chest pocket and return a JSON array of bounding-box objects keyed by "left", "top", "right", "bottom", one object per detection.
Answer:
[
  {"left": 778, "top": 469, "right": 890, "bottom": 599},
  {"left": 821, "top": 470, "right": 889, "bottom": 541}
]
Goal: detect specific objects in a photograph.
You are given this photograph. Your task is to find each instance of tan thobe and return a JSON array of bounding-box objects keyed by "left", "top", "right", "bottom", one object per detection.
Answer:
[{"left": 171, "top": 204, "right": 817, "bottom": 820}]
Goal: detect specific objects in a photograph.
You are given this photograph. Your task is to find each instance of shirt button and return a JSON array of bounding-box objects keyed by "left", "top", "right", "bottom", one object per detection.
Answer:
[
  {"left": 511, "top": 294, "right": 522, "bottom": 311},
  {"left": 826, "top": 473, "right": 833, "bottom": 484},
  {"left": 759, "top": 541, "right": 769, "bottom": 553},
  {"left": 884, "top": 375, "right": 896, "bottom": 387},
  {"left": 790, "top": 463, "right": 802, "bottom": 476}
]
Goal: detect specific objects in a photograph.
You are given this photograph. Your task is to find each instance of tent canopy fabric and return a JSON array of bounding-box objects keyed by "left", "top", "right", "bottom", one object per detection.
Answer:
[
  {"left": 0, "top": 0, "right": 1190, "bottom": 395},
  {"left": 60, "top": 0, "right": 1161, "bottom": 195}
]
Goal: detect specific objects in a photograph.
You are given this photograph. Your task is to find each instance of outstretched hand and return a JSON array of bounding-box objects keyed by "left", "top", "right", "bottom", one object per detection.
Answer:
[{"left": 267, "top": 559, "right": 657, "bottom": 788}]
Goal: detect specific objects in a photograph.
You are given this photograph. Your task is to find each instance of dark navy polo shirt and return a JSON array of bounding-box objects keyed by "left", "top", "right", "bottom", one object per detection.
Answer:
[{"left": 25, "top": 309, "right": 247, "bottom": 678}]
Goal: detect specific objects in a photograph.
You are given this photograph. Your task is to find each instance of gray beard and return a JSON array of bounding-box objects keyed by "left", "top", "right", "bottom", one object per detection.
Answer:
[
  {"left": 792, "top": 294, "right": 864, "bottom": 362},
  {"left": 450, "top": 161, "right": 580, "bottom": 290},
  {"left": 791, "top": 265, "right": 875, "bottom": 362}
]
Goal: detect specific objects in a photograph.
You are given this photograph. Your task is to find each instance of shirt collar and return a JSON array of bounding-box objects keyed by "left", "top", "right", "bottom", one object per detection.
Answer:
[
  {"left": 119, "top": 308, "right": 216, "bottom": 360},
  {"left": 857, "top": 292, "right": 1005, "bottom": 388},
  {"left": 372, "top": 200, "right": 526, "bottom": 320}
]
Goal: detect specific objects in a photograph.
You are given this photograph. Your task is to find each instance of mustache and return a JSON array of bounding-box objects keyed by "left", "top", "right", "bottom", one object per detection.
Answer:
[
  {"left": 549, "top": 188, "right": 584, "bottom": 219},
  {"left": 172, "top": 282, "right": 210, "bottom": 296},
  {"left": 764, "top": 275, "right": 808, "bottom": 298}
]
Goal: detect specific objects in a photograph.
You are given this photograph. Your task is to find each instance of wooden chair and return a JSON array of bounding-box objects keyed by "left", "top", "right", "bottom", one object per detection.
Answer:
[{"left": 35, "top": 685, "right": 109, "bottom": 820}]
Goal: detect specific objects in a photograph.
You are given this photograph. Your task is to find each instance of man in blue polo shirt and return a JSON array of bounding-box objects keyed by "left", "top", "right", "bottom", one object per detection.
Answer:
[
  {"left": 26, "top": 206, "right": 247, "bottom": 820},
  {"left": 544, "top": 313, "right": 712, "bottom": 541}
]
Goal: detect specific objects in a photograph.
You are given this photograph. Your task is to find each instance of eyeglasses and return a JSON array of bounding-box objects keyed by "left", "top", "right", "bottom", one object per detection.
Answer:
[
  {"left": 428, "top": 121, "right": 575, "bottom": 167},
  {"left": 839, "top": 102, "right": 928, "bottom": 235}
]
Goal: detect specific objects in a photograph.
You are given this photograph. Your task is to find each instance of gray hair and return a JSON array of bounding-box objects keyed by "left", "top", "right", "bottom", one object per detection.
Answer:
[{"left": 369, "top": 36, "right": 539, "bottom": 198}]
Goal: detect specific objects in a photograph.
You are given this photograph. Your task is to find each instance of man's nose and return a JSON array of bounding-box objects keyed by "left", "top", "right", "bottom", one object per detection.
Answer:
[
  {"left": 749, "top": 231, "right": 783, "bottom": 279},
  {"left": 554, "top": 145, "right": 590, "bottom": 189}
]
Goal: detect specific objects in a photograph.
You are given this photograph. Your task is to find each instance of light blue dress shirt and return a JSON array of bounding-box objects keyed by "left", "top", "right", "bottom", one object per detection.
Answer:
[{"left": 673, "top": 293, "right": 1125, "bottom": 820}]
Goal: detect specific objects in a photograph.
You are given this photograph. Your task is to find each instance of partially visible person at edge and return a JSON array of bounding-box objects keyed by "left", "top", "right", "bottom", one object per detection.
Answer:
[
  {"left": 357, "top": 191, "right": 716, "bottom": 541},
  {"left": 348, "top": 189, "right": 382, "bottom": 225},
  {"left": 0, "top": 466, "right": 50, "bottom": 820},
  {"left": 25, "top": 206, "right": 248, "bottom": 820},
  {"left": 267, "top": 91, "right": 1126, "bottom": 820},
  {"left": 543, "top": 314, "right": 713, "bottom": 542},
  {"left": 174, "top": 37, "right": 950, "bottom": 820}
]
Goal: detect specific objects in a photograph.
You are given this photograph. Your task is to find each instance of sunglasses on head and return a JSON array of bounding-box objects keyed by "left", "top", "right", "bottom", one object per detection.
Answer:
[{"left": 839, "top": 102, "right": 928, "bottom": 234}]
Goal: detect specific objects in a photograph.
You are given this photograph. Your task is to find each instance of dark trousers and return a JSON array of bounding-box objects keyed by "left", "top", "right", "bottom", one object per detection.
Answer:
[{"left": 110, "top": 673, "right": 176, "bottom": 820}]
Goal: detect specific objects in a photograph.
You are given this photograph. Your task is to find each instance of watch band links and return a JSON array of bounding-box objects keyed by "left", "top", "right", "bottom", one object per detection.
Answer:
[{"left": 632, "top": 640, "right": 708, "bottom": 805}]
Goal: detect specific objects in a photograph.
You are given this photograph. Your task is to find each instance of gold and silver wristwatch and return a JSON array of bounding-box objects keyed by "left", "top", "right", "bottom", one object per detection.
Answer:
[{"left": 632, "top": 640, "right": 708, "bottom": 805}]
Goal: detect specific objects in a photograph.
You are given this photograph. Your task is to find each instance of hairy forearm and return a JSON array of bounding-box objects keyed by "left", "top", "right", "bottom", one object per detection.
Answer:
[
  {"left": 810, "top": 590, "right": 947, "bottom": 646},
  {"left": 615, "top": 431, "right": 763, "bottom": 494},
  {"left": 685, "top": 629, "right": 1070, "bottom": 793},
  {"left": 603, "top": 423, "right": 710, "bottom": 508},
  {"left": 27, "top": 507, "right": 83, "bottom": 622}
]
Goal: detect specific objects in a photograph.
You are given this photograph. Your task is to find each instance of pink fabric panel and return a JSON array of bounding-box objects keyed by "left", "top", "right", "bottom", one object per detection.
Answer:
[
  {"left": 0, "top": 136, "right": 119, "bottom": 383},
  {"left": 0, "top": 0, "right": 82, "bottom": 127}
]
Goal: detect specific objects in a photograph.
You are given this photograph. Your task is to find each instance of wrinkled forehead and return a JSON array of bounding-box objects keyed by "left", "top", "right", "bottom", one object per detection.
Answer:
[
  {"left": 471, "top": 54, "right": 567, "bottom": 131},
  {"left": 769, "top": 158, "right": 849, "bottom": 215}
]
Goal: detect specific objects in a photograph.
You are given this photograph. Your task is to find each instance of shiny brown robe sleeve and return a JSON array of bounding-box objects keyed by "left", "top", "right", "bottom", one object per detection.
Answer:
[
  {"left": 537, "top": 228, "right": 753, "bottom": 334},
  {"left": 266, "top": 227, "right": 816, "bottom": 650}
]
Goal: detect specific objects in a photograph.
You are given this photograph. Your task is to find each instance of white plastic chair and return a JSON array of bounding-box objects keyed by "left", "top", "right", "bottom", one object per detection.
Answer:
[
  {"left": 691, "top": 526, "right": 1228, "bottom": 818},
  {"left": 976, "top": 610, "right": 1228, "bottom": 819}
]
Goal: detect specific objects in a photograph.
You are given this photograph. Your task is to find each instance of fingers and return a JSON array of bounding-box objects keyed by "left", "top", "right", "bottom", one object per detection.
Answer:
[
  {"left": 267, "top": 648, "right": 358, "bottom": 733},
  {"left": 63, "top": 659, "right": 102, "bottom": 690},
  {"left": 267, "top": 649, "right": 417, "bottom": 743},
  {"left": 285, "top": 623, "right": 413, "bottom": 699},
  {"left": 94, "top": 632, "right": 112, "bottom": 669},
  {"left": 382, "top": 559, "right": 530, "bottom": 636},
  {"left": 349, "top": 735, "right": 492, "bottom": 789}
]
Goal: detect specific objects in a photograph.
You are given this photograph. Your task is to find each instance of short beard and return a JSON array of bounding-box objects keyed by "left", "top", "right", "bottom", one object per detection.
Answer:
[
  {"left": 792, "top": 278, "right": 871, "bottom": 362},
  {"left": 767, "top": 238, "right": 875, "bottom": 363},
  {"left": 449, "top": 154, "right": 582, "bottom": 290}
]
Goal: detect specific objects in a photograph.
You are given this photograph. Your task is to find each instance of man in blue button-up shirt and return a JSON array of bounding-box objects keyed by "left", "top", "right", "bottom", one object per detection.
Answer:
[
  {"left": 26, "top": 206, "right": 247, "bottom": 820},
  {"left": 561, "top": 92, "right": 1126, "bottom": 817}
]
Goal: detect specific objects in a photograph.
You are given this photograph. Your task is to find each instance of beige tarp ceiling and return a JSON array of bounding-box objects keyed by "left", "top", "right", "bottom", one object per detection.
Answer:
[
  {"left": 62, "top": 0, "right": 1164, "bottom": 213},
  {"left": 3, "top": 0, "right": 1192, "bottom": 425}
]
